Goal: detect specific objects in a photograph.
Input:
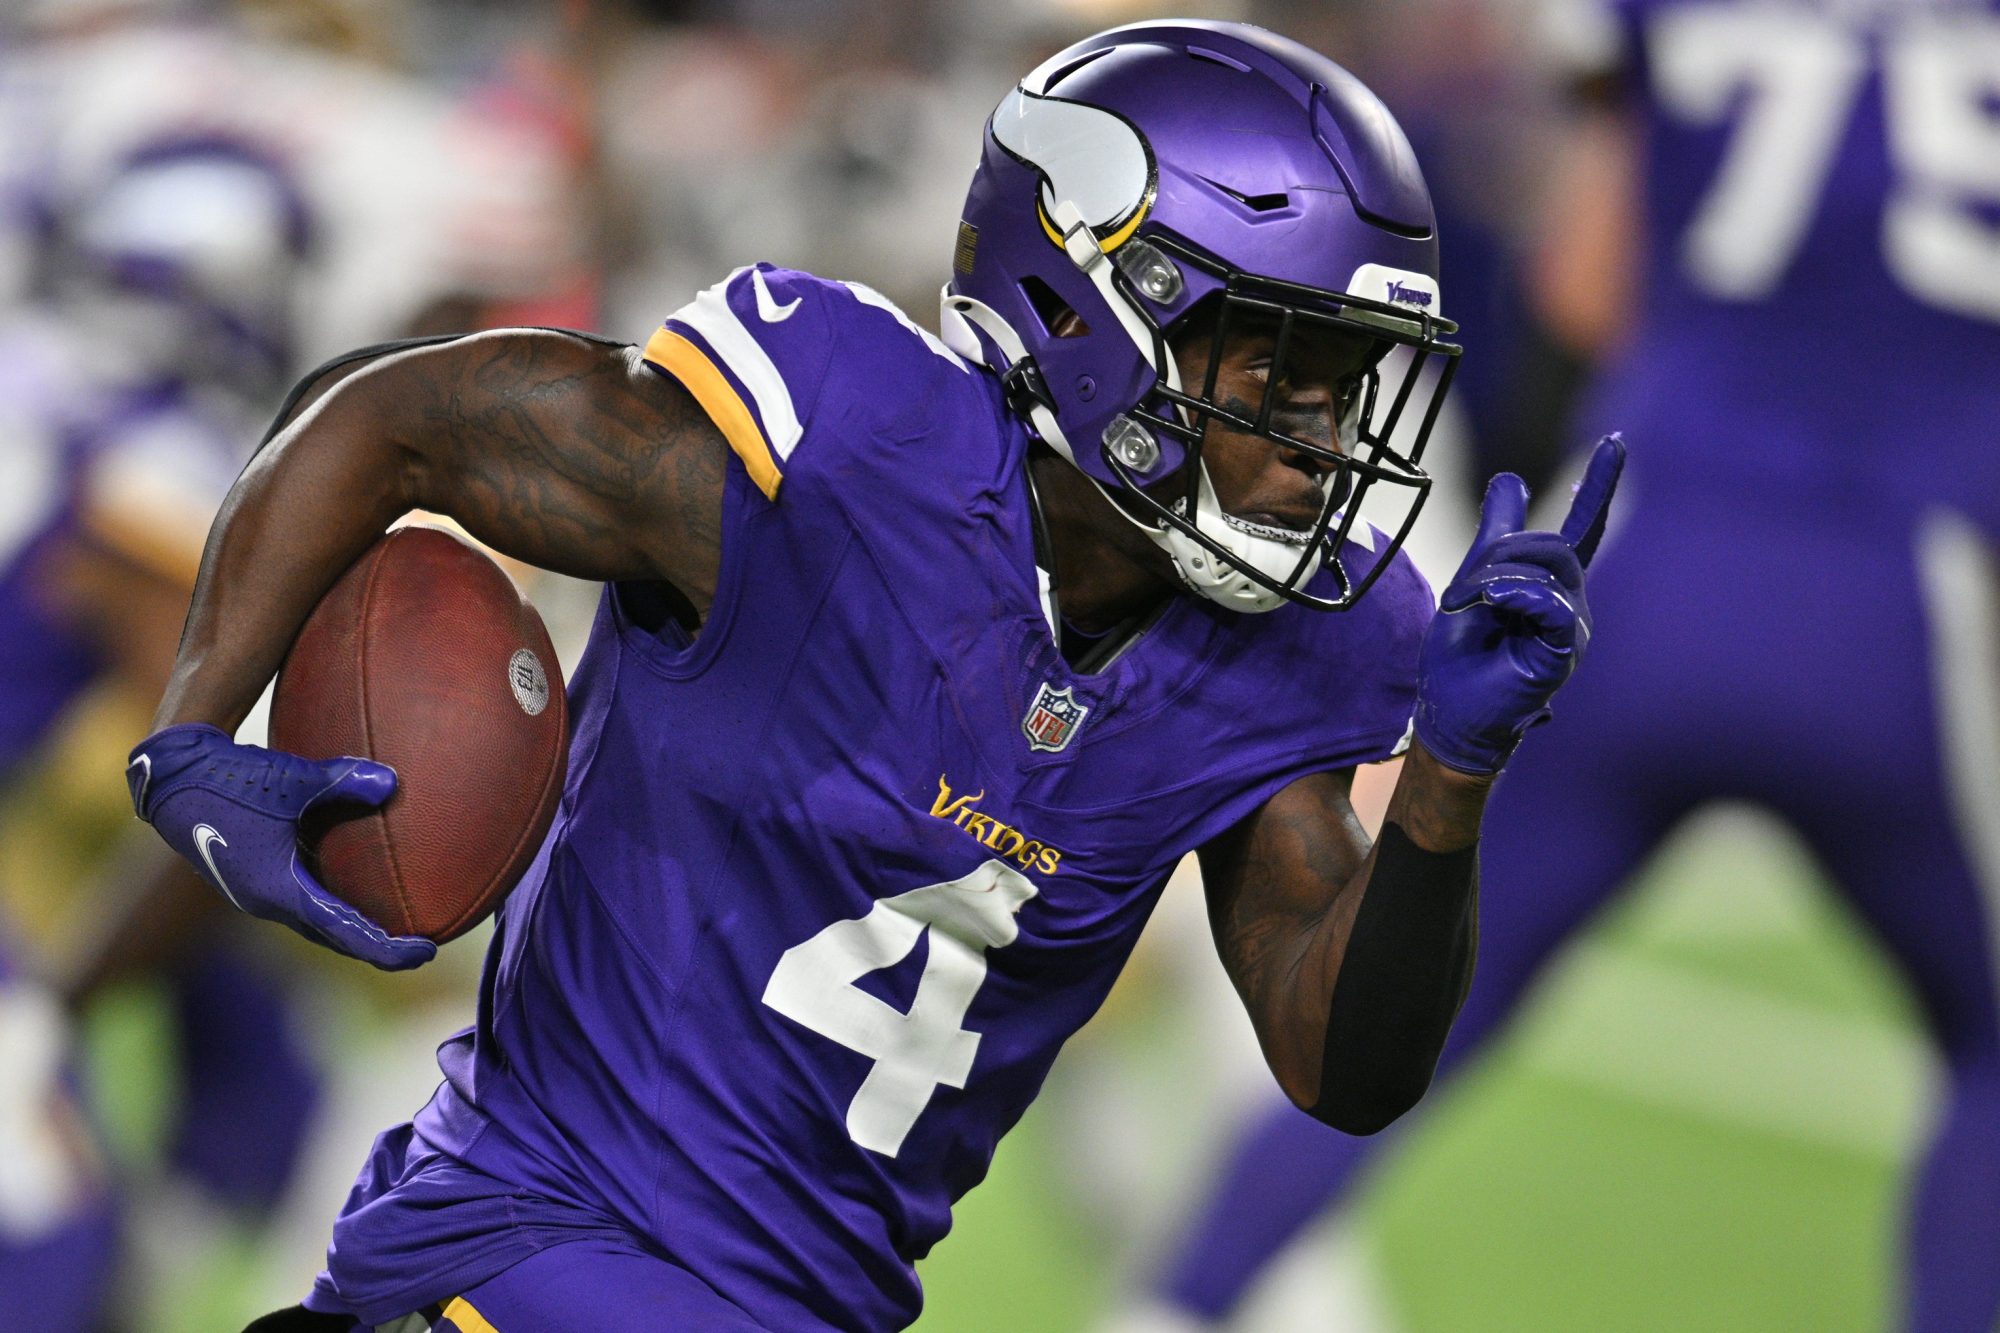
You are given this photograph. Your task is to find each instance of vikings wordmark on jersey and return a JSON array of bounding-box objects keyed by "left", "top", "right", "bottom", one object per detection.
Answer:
[{"left": 929, "top": 775, "right": 1066, "bottom": 876}]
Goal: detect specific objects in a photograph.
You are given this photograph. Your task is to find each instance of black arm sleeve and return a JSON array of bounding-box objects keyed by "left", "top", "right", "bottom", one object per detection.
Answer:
[{"left": 1309, "top": 821, "right": 1478, "bottom": 1135}]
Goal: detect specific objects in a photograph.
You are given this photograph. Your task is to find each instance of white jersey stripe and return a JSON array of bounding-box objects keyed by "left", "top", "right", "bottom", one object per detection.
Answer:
[
  {"left": 666, "top": 268, "right": 805, "bottom": 461},
  {"left": 1916, "top": 508, "right": 2000, "bottom": 1012}
]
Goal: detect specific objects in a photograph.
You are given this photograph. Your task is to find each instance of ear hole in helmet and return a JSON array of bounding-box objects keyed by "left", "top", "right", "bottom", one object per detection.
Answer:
[{"left": 1019, "top": 275, "right": 1090, "bottom": 337}]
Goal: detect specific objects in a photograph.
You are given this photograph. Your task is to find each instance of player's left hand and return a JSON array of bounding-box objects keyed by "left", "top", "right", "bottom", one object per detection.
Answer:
[{"left": 1413, "top": 435, "right": 1624, "bottom": 776}]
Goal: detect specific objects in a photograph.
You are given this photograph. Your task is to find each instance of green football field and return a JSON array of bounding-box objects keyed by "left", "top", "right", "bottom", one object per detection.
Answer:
[
  {"left": 90, "top": 809, "right": 1931, "bottom": 1332},
  {"left": 914, "top": 810, "right": 1931, "bottom": 1332}
]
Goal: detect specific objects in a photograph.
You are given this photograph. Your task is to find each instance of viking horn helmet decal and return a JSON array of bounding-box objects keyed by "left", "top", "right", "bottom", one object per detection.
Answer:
[{"left": 990, "top": 87, "right": 1156, "bottom": 252}]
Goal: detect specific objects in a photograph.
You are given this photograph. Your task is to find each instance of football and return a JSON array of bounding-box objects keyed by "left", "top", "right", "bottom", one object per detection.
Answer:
[{"left": 270, "top": 524, "right": 568, "bottom": 943}]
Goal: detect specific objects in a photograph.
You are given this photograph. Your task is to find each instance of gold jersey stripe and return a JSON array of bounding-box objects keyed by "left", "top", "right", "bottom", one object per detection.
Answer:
[
  {"left": 643, "top": 327, "right": 783, "bottom": 500},
  {"left": 442, "top": 1295, "right": 500, "bottom": 1333}
]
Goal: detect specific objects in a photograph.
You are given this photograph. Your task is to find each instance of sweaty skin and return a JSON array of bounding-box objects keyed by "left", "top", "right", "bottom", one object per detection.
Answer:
[{"left": 155, "top": 314, "right": 1484, "bottom": 1123}]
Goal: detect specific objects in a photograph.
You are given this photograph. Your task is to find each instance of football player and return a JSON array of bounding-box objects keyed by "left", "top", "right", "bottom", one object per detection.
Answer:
[
  {"left": 0, "top": 134, "right": 332, "bottom": 1327},
  {"left": 0, "top": 321, "right": 120, "bottom": 1333},
  {"left": 124, "top": 21, "right": 1621, "bottom": 1332},
  {"left": 1136, "top": 1, "right": 2000, "bottom": 1329}
]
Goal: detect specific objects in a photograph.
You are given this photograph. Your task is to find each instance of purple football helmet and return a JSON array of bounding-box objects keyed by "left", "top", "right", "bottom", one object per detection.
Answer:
[
  {"left": 57, "top": 135, "right": 313, "bottom": 399},
  {"left": 941, "top": 20, "right": 1460, "bottom": 613}
]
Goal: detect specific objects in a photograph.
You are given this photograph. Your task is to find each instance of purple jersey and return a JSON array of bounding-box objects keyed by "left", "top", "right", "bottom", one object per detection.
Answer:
[
  {"left": 1569, "top": 0, "right": 2000, "bottom": 522},
  {"left": 308, "top": 267, "right": 1432, "bottom": 1330}
]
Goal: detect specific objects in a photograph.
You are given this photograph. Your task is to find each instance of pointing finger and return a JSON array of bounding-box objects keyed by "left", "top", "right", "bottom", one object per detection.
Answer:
[
  {"left": 1559, "top": 434, "right": 1626, "bottom": 567},
  {"left": 1457, "top": 472, "right": 1530, "bottom": 579}
]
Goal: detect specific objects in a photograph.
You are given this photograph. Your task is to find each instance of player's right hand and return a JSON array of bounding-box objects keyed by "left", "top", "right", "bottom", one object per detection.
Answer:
[
  {"left": 1412, "top": 436, "right": 1623, "bottom": 775},
  {"left": 125, "top": 723, "right": 436, "bottom": 971}
]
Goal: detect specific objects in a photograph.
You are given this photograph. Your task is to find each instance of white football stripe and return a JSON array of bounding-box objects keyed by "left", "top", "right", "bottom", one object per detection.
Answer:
[
  {"left": 666, "top": 268, "right": 805, "bottom": 461},
  {"left": 1916, "top": 508, "right": 2000, "bottom": 1014}
]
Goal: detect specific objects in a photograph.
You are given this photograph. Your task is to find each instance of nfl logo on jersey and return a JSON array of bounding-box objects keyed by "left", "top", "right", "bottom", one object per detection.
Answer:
[{"left": 1023, "top": 681, "right": 1089, "bottom": 752}]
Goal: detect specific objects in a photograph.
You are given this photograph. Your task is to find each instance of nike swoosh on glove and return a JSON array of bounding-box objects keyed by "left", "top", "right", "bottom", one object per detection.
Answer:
[
  {"left": 1413, "top": 435, "right": 1625, "bottom": 776},
  {"left": 126, "top": 723, "right": 435, "bottom": 970}
]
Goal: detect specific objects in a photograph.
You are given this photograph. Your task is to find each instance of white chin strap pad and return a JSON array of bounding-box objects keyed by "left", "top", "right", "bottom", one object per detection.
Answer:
[{"left": 1150, "top": 468, "right": 1321, "bottom": 614}]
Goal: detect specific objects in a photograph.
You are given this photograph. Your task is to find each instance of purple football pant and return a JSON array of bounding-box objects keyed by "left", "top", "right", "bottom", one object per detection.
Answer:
[
  {"left": 349, "top": 1238, "right": 766, "bottom": 1332},
  {"left": 170, "top": 947, "right": 323, "bottom": 1215},
  {"left": 1155, "top": 489, "right": 2000, "bottom": 1333}
]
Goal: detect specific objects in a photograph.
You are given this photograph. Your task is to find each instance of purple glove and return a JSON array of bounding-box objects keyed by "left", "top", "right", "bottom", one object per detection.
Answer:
[
  {"left": 1413, "top": 435, "right": 1625, "bottom": 776},
  {"left": 125, "top": 723, "right": 435, "bottom": 970}
]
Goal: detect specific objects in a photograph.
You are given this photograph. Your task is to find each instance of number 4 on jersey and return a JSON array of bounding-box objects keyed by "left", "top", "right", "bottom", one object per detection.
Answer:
[{"left": 761, "top": 860, "right": 1039, "bottom": 1157}]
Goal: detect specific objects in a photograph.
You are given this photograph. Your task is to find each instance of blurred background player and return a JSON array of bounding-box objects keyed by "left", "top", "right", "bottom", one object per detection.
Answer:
[
  {"left": 0, "top": 313, "right": 123, "bottom": 1333},
  {"left": 0, "top": 2, "right": 594, "bottom": 1328},
  {"left": 1128, "top": 0, "right": 2000, "bottom": 1329},
  {"left": 0, "top": 121, "right": 354, "bottom": 1333}
]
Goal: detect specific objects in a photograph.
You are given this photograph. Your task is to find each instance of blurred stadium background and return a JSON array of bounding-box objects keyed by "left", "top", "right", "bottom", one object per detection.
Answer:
[{"left": 0, "top": 0, "right": 1940, "bottom": 1329}]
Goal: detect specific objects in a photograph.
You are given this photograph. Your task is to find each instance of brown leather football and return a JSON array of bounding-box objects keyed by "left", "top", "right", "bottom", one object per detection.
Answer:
[{"left": 270, "top": 524, "right": 567, "bottom": 943}]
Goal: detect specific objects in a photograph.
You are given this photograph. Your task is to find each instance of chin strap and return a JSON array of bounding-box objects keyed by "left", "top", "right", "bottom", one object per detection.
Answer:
[
  {"left": 1154, "top": 468, "right": 1323, "bottom": 614},
  {"left": 940, "top": 290, "right": 1080, "bottom": 464}
]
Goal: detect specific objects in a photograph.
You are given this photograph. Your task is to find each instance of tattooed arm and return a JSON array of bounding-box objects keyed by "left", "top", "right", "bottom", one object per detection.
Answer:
[
  {"left": 155, "top": 329, "right": 726, "bottom": 731},
  {"left": 1201, "top": 744, "right": 1490, "bottom": 1133}
]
